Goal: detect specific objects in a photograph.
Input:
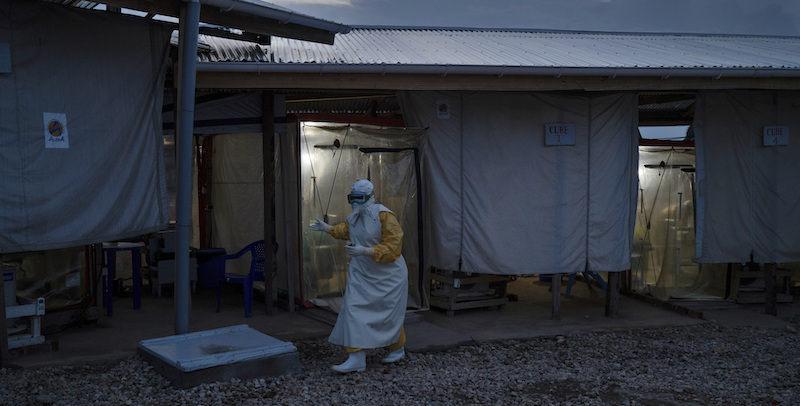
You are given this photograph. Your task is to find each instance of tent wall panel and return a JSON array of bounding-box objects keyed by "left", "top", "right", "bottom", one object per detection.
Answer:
[
  {"left": 694, "top": 90, "right": 800, "bottom": 263},
  {"left": 587, "top": 94, "right": 639, "bottom": 272},
  {"left": 399, "top": 91, "right": 638, "bottom": 275},
  {"left": 396, "top": 91, "right": 464, "bottom": 271},
  {"left": 0, "top": 1, "right": 171, "bottom": 253}
]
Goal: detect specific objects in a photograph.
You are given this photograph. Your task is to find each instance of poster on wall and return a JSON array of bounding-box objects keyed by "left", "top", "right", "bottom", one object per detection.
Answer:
[
  {"left": 43, "top": 112, "right": 69, "bottom": 148},
  {"left": 436, "top": 100, "right": 450, "bottom": 119}
]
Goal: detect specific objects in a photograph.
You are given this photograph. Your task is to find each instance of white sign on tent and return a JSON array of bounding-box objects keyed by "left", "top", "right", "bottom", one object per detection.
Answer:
[
  {"left": 544, "top": 123, "right": 575, "bottom": 146},
  {"left": 762, "top": 126, "right": 788, "bottom": 146},
  {"left": 43, "top": 112, "right": 69, "bottom": 149}
]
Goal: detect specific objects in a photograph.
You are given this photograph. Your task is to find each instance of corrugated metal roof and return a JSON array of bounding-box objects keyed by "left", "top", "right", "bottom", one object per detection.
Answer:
[{"left": 197, "top": 27, "right": 800, "bottom": 73}]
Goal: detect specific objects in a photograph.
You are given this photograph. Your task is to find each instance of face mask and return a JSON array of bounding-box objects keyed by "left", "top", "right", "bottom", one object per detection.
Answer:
[{"left": 351, "top": 201, "right": 366, "bottom": 213}]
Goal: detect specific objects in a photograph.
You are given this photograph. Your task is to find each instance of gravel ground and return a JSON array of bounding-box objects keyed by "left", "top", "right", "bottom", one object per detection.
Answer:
[{"left": 1, "top": 319, "right": 799, "bottom": 406}]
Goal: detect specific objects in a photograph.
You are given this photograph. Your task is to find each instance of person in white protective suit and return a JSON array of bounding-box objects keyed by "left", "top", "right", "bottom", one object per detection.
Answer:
[{"left": 309, "top": 179, "right": 409, "bottom": 373}]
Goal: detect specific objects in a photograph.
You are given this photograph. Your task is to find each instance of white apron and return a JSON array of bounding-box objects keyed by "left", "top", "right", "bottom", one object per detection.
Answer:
[{"left": 328, "top": 204, "right": 409, "bottom": 348}]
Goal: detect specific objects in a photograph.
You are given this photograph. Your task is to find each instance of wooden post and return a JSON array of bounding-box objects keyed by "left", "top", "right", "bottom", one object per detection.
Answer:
[
  {"left": 0, "top": 271, "right": 10, "bottom": 367},
  {"left": 551, "top": 274, "right": 561, "bottom": 321},
  {"left": 605, "top": 271, "right": 620, "bottom": 318},
  {"left": 764, "top": 263, "right": 777, "bottom": 316},
  {"left": 724, "top": 262, "right": 732, "bottom": 299},
  {"left": 262, "top": 91, "right": 275, "bottom": 316}
]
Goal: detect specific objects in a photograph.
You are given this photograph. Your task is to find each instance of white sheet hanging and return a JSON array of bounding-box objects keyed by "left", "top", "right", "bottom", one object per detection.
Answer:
[
  {"left": 694, "top": 90, "right": 800, "bottom": 263},
  {"left": 0, "top": 1, "right": 172, "bottom": 253},
  {"left": 398, "top": 91, "right": 638, "bottom": 275}
]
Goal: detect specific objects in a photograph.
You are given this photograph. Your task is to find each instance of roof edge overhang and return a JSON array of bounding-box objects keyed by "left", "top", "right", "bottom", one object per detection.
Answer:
[
  {"left": 197, "top": 0, "right": 350, "bottom": 35},
  {"left": 99, "top": 0, "right": 350, "bottom": 44},
  {"left": 196, "top": 62, "right": 800, "bottom": 79}
]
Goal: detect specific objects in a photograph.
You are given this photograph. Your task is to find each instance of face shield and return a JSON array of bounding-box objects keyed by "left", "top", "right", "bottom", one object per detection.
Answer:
[{"left": 347, "top": 192, "right": 373, "bottom": 205}]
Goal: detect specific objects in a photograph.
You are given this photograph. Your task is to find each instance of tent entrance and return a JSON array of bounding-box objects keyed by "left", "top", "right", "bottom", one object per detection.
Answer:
[
  {"left": 299, "top": 123, "right": 426, "bottom": 312},
  {"left": 632, "top": 146, "right": 727, "bottom": 300}
]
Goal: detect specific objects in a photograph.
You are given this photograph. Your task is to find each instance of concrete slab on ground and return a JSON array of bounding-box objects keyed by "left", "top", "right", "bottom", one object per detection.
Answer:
[{"left": 137, "top": 325, "right": 301, "bottom": 388}]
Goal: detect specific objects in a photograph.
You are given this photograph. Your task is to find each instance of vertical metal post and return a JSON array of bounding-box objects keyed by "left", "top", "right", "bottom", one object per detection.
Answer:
[
  {"left": 174, "top": 0, "right": 200, "bottom": 334},
  {"left": 262, "top": 91, "right": 275, "bottom": 315}
]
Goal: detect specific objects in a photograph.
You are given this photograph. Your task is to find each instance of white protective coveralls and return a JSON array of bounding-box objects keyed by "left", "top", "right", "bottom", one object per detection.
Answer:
[{"left": 323, "top": 180, "right": 409, "bottom": 351}]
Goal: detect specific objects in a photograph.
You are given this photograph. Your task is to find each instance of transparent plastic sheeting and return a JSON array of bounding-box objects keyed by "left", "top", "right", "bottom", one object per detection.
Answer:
[
  {"left": 0, "top": 1, "right": 172, "bottom": 253},
  {"left": 398, "top": 91, "right": 639, "bottom": 275},
  {"left": 632, "top": 147, "right": 727, "bottom": 300},
  {"left": 300, "top": 124, "right": 426, "bottom": 310},
  {"left": 694, "top": 90, "right": 800, "bottom": 264},
  {"left": 2, "top": 246, "right": 88, "bottom": 310}
]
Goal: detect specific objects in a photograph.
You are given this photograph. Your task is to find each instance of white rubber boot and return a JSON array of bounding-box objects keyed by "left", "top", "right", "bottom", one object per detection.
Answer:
[
  {"left": 331, "top": 350, "right": 366, "bottom": 373},
  {"left": 381, "top": 347, "right": 405, "bottom": 364}
]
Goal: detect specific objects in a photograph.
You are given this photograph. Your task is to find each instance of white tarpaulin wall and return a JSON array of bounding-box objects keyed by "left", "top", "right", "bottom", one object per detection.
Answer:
[
  {"left": 694, "top": 90, "right": 800, "bottom": 264},
  {"left": 208, "top": 133, "right": 265, "bottom": 276},
  {"left": 0, "top": 1, "right": 171, "bottom": 253},
  {"left": 398, "top": 91, "right": 638, "bottom": 275}
]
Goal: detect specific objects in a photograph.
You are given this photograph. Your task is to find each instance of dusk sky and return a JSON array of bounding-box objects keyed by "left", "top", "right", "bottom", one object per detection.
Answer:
[{"left": 268, "top": 0, "right": 800, "bottom": 36}]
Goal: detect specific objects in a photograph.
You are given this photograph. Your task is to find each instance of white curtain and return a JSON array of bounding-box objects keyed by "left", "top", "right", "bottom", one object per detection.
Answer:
[
  {"left": 210, "top": 133, "right": 265, "bottom": 276},
  {"left": 0, "top": 0, "right": 172, "bottom": 253},
  {"left": 398, "top": 91, "right": 638, "bottom": 275},
  {"left": 694, "top": 90, "right": 800, "bottom": 264}
]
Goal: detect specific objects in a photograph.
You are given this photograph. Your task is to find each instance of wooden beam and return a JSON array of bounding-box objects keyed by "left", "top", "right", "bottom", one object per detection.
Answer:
[
  {"left": 262, "top": 91, "right": 275, "bottom": 316},
  {"left": 0, "top": 273, "right": 10, "bottom": 368},
  {"left": 551, "top": 274, "right": 561, "bottom": 321},
  {"left": 764, "top": 263, "right": 777, "bottom": 316},
  {"left": 196, "top": 71, "right": 800, "bottom": 92},
  {"left": 605, "top": 272, "right": 621, "bottom": 318}
]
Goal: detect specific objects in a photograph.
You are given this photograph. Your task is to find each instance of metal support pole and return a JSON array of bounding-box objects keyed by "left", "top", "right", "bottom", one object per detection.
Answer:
[
  {"left": 262, "top": 91, "right": 275, "bottom": 316},
  {"left": 174, "top": 0, "right": 200, "bottom": 335}
]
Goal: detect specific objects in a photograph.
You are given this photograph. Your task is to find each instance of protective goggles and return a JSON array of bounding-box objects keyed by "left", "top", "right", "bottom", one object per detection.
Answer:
[{"left": 347, "top": 192, "right": 372, "bottom": 204}]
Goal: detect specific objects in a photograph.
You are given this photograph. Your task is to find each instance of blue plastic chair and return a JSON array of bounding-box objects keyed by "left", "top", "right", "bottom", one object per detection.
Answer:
[
  {"left": 547, "top": 270, "right": 608, "bottom": 298},
  {"left": 215, "top": 240, "right": 265, "bottom": 318},
  {"left": 565, "top": 271, "right": 607, "bottom": 298}
]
